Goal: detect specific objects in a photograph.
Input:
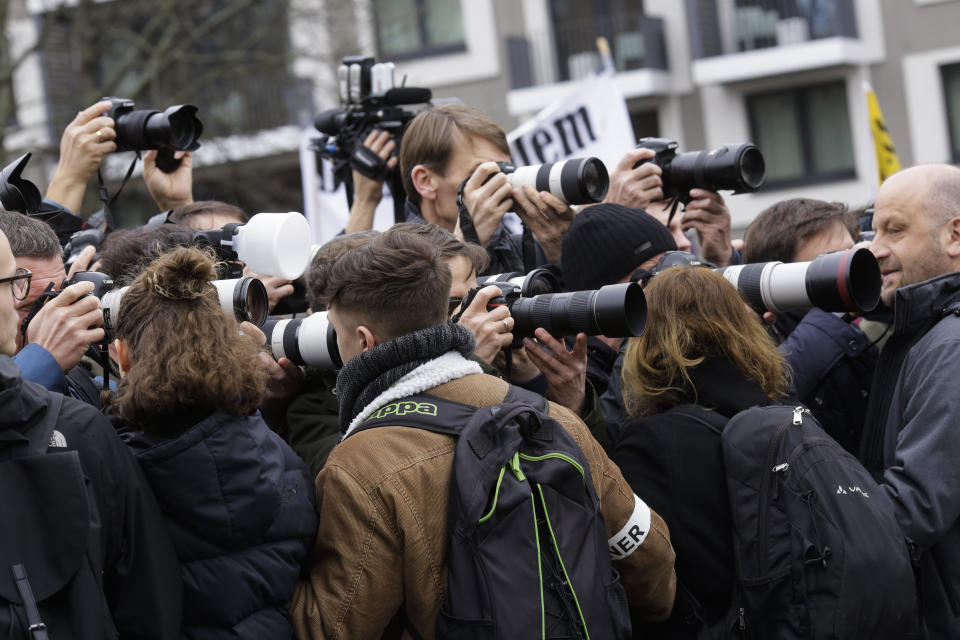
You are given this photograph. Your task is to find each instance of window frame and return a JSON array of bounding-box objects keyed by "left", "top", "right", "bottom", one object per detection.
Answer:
[
  {"left": 372, "top": 0, "right": 467, "bottom": 62},
  {"left": 746, "top": 81, "right": 857, "bottom": 189},
  {"left": 942, "top": 61, "right": 960, "bottom": 163}
]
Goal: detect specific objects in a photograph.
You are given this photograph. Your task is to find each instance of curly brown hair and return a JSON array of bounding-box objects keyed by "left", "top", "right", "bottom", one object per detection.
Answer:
[
  {"left": 622, "top": 267, "right": 790, "bottom": 418},
  {"left": 113, "top": 246, "right": 266, "bottom": 428}
]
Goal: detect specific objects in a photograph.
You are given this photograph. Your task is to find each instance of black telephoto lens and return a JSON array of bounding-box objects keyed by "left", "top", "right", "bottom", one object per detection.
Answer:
[{"left": 509, "top": 282, "right": 646, "bottom": 339}]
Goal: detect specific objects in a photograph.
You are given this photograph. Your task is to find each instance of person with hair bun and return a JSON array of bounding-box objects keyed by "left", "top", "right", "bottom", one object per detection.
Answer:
[
  {"left": 110, "top": 246, "right": 318, "bottom": 639},
  {"left": 613, "top": 266, "right": 792, "bottom": 638}
]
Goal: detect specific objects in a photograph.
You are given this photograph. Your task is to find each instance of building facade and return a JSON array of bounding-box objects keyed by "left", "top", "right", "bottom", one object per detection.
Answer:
[{"left": 4, "top": 0, "right": 960, "bottom": 231}]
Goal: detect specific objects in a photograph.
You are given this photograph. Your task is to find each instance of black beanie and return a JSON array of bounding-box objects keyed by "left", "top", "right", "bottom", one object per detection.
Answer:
[{"left": 561, "top": 203, "right": 677, "bottom": 291}]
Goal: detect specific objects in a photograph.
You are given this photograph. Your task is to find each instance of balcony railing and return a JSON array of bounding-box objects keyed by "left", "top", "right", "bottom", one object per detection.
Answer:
[
  {"left": 686, "top": 0, "right": 857, "bottom": 59},
  {"left": 507, "top": 12, "right": 667, "bottom": 90}
]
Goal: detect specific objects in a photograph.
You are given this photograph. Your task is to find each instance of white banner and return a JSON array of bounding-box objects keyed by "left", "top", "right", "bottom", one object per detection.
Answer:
[{"left": 507, "top": 73, "right": 634, "bottom": 176}]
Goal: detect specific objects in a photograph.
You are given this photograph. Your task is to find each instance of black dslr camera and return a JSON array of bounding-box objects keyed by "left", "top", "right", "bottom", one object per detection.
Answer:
[
  {"left": 459, "top": 271, "right": 646, "bottom": 344},
  {"left": 103, "top": 97, "right": 203, "bottom": 173},
  {"left": 635, "top": 137, "right": 766, "bottom": 204},
  {"left": 313, "top": 56, "right": 431, "bottom": 182}
]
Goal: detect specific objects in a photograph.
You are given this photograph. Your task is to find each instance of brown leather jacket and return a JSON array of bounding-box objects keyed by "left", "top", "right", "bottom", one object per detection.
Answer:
[{"left": 292, "top": 372, "right": 676, "bottom": 639}]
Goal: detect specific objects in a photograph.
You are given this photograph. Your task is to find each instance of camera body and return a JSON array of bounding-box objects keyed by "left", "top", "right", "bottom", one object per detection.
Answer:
[
  {"left": 313, "top": 56, "right": 431, "bottom": 181},
  {"left": 635, "top": 137, "right": 766, "bottom": 204},
  {"left": 103, "top": 97, "right": 203, "bottom": 172},
  {"left": 63, "top": 228, "right": 106, "bottom": 272}
]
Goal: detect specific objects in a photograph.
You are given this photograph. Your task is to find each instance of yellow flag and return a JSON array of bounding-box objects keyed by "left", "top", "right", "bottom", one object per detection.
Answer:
[{"left": 865, "top": 83, "right": 901, "bottom": 185}]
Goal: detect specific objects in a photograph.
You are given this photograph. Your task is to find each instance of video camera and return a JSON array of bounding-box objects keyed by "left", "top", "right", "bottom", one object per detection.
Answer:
[
  {"left": 314, "top": 56, "right": 431, "bottom": 182},
  {"left": 103, "top": 97, "right": 203, "bottom": 173},
  {"left": 635, "top": 138, "right": 765, "bottom": 204},
  {"left": 192, "top": 212, "right": 313, "bottom": 280},
  {"left": 64, "top": 271, "right": 268, "bottom": 340}
]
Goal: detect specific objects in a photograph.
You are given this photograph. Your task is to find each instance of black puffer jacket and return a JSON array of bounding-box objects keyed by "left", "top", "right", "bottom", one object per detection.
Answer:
[{"left": 119, "top": 410, "right": 318, "bottom": 639}]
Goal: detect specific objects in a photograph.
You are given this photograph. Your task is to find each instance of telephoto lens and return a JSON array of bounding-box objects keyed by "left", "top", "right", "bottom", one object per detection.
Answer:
[
  {"left": 212, "top": 277, "right": 269, "bottom": 327},
  {"left": 509, "top": 282, "right": 647, "bottom": 340},
  {"left": 501, "top": 157, "right": 609, "bottom": 205},
  {"left": 476, "top": 268, "right": 561, "bottom": 297},
  {"left": 104, "top": 97, "right": 202, "bottom": 153},
  {"left": 267, "top": 312, "right": 342, "bottom": 370},
  {"left": 100, "top": 278, "right": 269, "bottom": 336},
  {"left": 717, "top": 248, "right": 881, "bottom": 313}
]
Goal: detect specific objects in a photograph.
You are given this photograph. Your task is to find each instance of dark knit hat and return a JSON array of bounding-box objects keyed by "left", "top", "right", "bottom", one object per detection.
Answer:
[{"left": 561, "top": 203, "right": 677, "bottom": 291}]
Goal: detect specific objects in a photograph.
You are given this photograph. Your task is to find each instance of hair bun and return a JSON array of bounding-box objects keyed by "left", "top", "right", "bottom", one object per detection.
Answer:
[{"left": 147, "top": 247, "right": 217, "bottom": 301}]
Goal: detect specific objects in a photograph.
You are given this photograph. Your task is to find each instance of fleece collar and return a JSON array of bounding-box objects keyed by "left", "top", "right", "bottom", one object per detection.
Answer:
[{"left": 344, "top": 351, "right": 481, "bottom": 437}]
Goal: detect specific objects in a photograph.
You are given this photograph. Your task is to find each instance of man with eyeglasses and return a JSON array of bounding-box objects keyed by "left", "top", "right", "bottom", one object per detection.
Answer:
[{"left": 0, "top": 211, "right": 105, "bottom": 401}]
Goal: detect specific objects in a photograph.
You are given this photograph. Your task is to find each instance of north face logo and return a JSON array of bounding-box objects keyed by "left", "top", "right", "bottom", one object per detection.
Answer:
[{"left": 48, "top": 430, "right": 67, "bottom": 448}]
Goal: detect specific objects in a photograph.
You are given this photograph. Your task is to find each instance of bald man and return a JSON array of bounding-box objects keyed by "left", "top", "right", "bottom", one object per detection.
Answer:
[{"left": 860, "top": 163, "right": 960, "bottom": 638}]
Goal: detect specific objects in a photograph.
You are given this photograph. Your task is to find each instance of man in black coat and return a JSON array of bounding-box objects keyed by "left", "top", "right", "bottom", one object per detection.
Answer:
[{"left": 0, "top": 228, "right": 182, "bottom": 638}]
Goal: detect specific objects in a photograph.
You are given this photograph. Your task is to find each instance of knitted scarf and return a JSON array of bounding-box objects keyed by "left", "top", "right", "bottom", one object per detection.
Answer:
[{"left": 335, "top": 323, "right": 476, "bottom": 434}]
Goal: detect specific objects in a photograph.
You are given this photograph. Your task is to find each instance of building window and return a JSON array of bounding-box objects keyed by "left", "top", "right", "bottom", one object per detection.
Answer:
[
  {"left": 629, "top": 108, "right": 659, "bottom": 141},
  {"left": 374, "top": 0, "right": 465, "bottom": 60},
  {"left": 747, "top": 81, "right": 855, "bottom": 187},
  {"left": 944, "top": 62, "right": 960, "bottom": 162}
]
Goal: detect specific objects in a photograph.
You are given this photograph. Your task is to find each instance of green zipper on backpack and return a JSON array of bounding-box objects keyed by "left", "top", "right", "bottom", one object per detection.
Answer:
[
  {"left": 537, "top": 483, "right": 590, "bottom": 639},
  {"left": 531, "top": 493, "right": 546, "bottom": 640},
  {"left": 518, "top": 452, "right": 585, "bottom": 479}
]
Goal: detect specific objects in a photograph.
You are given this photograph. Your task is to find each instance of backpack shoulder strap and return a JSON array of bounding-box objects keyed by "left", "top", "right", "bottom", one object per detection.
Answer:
[
  {"left": 349, "top": 394, "right": 481, "bottom": 438},
  {"left": 503, "top": 384, "right": 549, "bottom": 413}
]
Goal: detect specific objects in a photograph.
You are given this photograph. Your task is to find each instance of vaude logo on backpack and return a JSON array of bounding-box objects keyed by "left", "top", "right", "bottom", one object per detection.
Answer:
[
  {"left": 718, "top": 405, "right": 920, "bottom": 639},
  {"left": 354, "top": 385, "right": 632, "bottom": 639}
]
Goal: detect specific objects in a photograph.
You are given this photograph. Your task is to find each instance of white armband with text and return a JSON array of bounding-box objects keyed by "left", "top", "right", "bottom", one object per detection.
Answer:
[{"left": 608, "top": 493, "right": 651, "bottom": 560}]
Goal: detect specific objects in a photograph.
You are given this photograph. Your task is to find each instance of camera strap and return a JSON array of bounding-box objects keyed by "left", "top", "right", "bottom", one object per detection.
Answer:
[
  {"left": 96, "top": 152, "right": 140, "bottom": 232},
  {"left": 456, "top": 176, "right": 482, "bottom": 246},
  {"left": 18, "top": 283, "right": 58, "bottom": 347}
]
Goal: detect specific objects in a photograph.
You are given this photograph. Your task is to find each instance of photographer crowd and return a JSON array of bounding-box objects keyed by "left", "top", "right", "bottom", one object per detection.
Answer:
[{"left": 2, "top": 80, "right": 960, "bottom": 640}]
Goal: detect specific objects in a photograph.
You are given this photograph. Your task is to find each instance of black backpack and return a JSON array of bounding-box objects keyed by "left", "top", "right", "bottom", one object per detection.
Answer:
[
  {"left": 353, "top": 385, "right": 632, "bottom": 639},
  {"left": 0, "top": 393, "right": 117, "bottom": 640},
  {"left": 710, "top": 404, "right": 920, "bottom": 639}
]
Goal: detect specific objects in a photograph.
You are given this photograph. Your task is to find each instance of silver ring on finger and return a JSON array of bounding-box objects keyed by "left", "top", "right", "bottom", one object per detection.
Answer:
[
  {"left": 95, "top": 129, "right": 104, "bottom": 143},
  {"left": 501, "top": 318, "right": 510, "bottom": 331}
]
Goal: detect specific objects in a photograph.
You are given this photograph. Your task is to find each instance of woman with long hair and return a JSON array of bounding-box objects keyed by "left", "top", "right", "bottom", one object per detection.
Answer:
[
  {"left": 111, "top": 246, "right": 317, "bottom": 639},
  {"left": 614, "top": 266, "right": 791, "bottom": 638}
]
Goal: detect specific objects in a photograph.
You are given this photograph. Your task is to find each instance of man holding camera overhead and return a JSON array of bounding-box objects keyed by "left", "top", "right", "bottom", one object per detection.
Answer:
[{"left": 603, "top": 143, "right": 741, "bottom": 268}]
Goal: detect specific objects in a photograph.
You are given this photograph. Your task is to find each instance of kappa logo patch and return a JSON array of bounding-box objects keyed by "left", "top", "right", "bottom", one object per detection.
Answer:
[{"left": 368, "top": 400, "right": 439, "bottom": 421}]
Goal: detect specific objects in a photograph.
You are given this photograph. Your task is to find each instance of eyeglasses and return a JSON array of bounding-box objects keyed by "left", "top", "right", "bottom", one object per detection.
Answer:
[{"left": 0, "top": 267, "right": 32, "bottom": 301}]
